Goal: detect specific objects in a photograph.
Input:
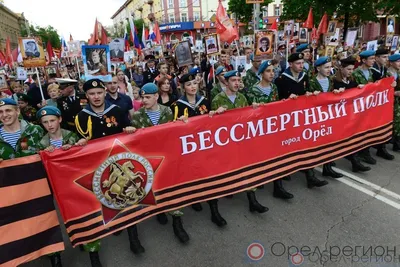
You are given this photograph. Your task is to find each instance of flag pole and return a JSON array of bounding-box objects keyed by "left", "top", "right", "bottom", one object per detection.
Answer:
[
  {"left": 35, "top": 67, "right": 45, "bottom": 101},
  {"left": 75, "top": 56, "right": 81, "bottom": 80}
]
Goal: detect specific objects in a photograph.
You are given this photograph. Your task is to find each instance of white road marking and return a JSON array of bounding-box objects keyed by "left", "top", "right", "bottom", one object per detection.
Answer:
[{"left": 315, "top": 167, "right": 400, "bottom": 210}]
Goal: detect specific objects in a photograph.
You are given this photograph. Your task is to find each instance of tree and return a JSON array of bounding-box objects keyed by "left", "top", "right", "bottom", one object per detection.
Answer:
[
  {"left": 21, "top": 25, "right": 61, "bottom": 49},
  {"left": 228, "top": 0, "right": 272, "bottom": 24}
]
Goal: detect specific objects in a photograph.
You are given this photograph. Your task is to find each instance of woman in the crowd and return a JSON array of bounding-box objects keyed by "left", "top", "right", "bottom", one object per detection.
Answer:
[
  {"left": 116, "top": 69, "right": 133, "bottom": 98},
  {"left": 132, "top": 66, "right": 144, "bottom": 88},
  {"left": 157, "top": 77, "right": 177, "bottom": 107}
]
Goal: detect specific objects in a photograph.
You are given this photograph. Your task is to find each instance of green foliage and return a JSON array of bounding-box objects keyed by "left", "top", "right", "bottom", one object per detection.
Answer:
[{"left": 20, "top": 25, "right": 61, "bottom": 49}]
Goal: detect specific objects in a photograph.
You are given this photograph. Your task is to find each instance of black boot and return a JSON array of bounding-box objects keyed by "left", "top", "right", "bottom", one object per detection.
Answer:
[
  {"left": 322, "top": 163, "right": 343, "bottom": 178},
  {"left": 127, "top": 225, "right": 145, "bottom": 254},
  {"left": 49, "top": 253, "right": 62, "bottom": 267},
  {"left": 191, "top": 203, "right": 203, "bottom": 211},
  {"left": 208, "top": 199, "right": 227, "bottom": 227},
  {"left": 376, "top": 145, "right": 395, "bottom": 160},
  {"left": 282, "top": 175, "right": 291, "bottom": 181},
  {"left": 113, "top": 230, "right": 123, "bottom": 236},
  {"left": 349, "top": 154, "right": 371, "bottom": 172},
  {"left": 393, "top": 136, "right": 400, "bottom": 151},
  {"left": 359, "top": 148, "right": 377, "bottom": 164},
  {"left": 257, "top": 185, "right": 265, "bottom": 189},
  {"left": 305, "top": 169, "right": 328, "bottom": 188},
  {"left": 172, "top": 215, "right": 189, "bottom": 243},
  {"left": 246, "top": 191, "right": 269, "bottom": 213},
  {"left": 156, "top": 213, "right": 168, "bottom": 225},
  {"left": 273, "top": 179, "right": 294, "bottom": 199},
  {"left": 89, "top": 252, "right": 103, "bottom": 267}
]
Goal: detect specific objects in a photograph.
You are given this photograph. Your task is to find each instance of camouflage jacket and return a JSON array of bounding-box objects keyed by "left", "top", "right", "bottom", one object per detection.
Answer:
[
  {"left": 303, "top": 61, "right": 314, "bottom": 80},
  {"left": 308, "top": 75, "right": 334, "bottom": 93},
  {"left": 352, "top": 68, "right": 374, "bottom": 85},
  {"left": 388, "top": 68, "right": 400, "bottom": 135},
  {"left": 131, "top": 104, "right": 173, "bottom": 128},
  {"left": 210, "top": 83, "right": 225, "bottom": 101},
  {"left": 0, "top": 120, "right": 44, "bottom": 160},
  {"left": 245, "top": 82, "right": 279, "bottom": 104},
  {"left": 21, "top": 105, "right": 38, "bottom": 124},
  {"left": 242, "top": 69, "right": 260, "bottom": 90},
  {"left": 211, "top": 91, "right": 249, "bottom": 110},
  {"left": 38, "top": 128, "right": 80, "bottom": 150}
]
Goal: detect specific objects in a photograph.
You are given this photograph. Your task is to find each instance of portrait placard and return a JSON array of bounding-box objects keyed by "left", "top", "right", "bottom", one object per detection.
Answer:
[
  {"left": 255, "top": 31, "right": 274, "bottom": 60},
  {"left": 204, "top": 34, "right": 220, "bottom": 55},
  {"left": 82, "top": 45, "right": 112, "bottom": 82},
  {"left": 174, "top": 41, "right": 193, "bottom": 67},
  {"left": 109, "top": 38, "right": 125, "bottom": 63},
  {"left": 18, "top": 37, "right": 46, "bottom": 67},
  {"left": 68, "top": 41, "right": 82, "bottom": 58}
]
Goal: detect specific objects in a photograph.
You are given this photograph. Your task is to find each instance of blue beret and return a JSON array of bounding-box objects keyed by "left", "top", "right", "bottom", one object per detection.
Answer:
[
  {"left": 0, "top": 98, "right": 17, "bottom": 107},
  {"left": 83, "top": 79, "right": 106, "bottom": 92},
  {"left": 224, "top": 70, "right": 240, "bottom": 80},
  {"left": 314, "top": 56, "right": 332, "bottom": 67},
  {"left": 249, "top": 53, "right": 254, "bottom": 61},
  {"left": 296, "top": 44, "right": 311, "bottom": 53},
  {"left": 215, "top": 66, "right": 226, "bottom": 76},
  {"left": 389, "top": 54, "right": 400, "bottom": 62},
  {"left": 359, "top": 50, "right": 376, "bottom": 58},
  {"left": 257, "top": 60, "right": 273, "bottom": 75},
  {"left": 37, "top": 106, "right": 62, "bottom": 120},
  {"left": 189, "top": 67, "right": 201, "bottom": 75},
  {"left": 140, "top": 83, "right": 158, "bottom": 95}
]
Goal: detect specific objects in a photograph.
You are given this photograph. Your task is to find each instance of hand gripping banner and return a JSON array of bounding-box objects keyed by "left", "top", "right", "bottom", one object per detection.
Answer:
[{"left": 40, "top": 78, "right": 394, "bottom": 247}]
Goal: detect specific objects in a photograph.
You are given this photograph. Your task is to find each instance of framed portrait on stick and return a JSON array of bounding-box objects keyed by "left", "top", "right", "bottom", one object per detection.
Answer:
[
  {"left": 299, "top": 28, "right": 308, "bottom": 43},
  {"left": 204, "top": 34, "right": 220, "bottom": 55},
  {"left": 327, "top": 21, "right": 337, "bottom": 34},
  {"left": 387, "top": 16, "right": 395, "bottom": 34},
  {"left": 109, "top": 38, "right": 125, "bottom": 62},
  {"left": 45, "top": 64, "right": 59, "bottom": 79},
  {"left": 82, "top": 45, "right": 112, "bottom": 82},
  {"left": 386, "top": 34, "right": 394, "bottom": 47},
  {"left": 325, "top": 46, "right": 335, "bottom": 57},
  {"left": 255, "top": 31, "right": 274, "bottom": 60},
  {"left": 174, "top": 41, "right": 193, "bottom": 67},
  {"left": 391, "top": 35, "right": 399, "bottom": 52},
  {"left": 18, "top": 37, "right": 46, "bottom": 67}
]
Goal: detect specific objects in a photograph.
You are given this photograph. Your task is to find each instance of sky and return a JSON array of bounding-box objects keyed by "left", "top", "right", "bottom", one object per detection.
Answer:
[{"left": 5, "top": 0, "right": 126, "bottom": 41}]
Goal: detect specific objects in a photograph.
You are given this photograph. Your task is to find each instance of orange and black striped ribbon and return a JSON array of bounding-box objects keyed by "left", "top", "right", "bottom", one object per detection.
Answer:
[
  {"left": 0, "top": 155, "right": 64, "bottom": 267},
  {"left": 63, "top": 123, "right": 392, "bottom": 247}
]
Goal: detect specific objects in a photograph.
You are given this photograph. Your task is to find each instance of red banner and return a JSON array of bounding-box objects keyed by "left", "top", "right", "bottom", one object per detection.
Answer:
[{"left": 40, "top": 78, "right": 394, "bottom": 247}]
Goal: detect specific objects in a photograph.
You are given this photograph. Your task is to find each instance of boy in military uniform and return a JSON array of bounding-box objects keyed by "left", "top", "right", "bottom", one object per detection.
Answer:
[
  {"left": 296, "top": 43, "right": 313, "bottom": 78},
  {"left": 307, "top": 56, "right": 344, "bottom": 179},
  {"left": 131, "top": 82, "right": 190, "bottom": 243},
  {"left": 0, "top": 99, "right": 63, "bottom": 267},
  {"left": 388, "top": 54, "right": 400, "bottom": 151},
  {"left": 242, "top": 55, "right": 261, "bottom": 90},
  {"left": 211, "top": 70, "right": 269, "bottom": 213},
  {"left": 246, "top": 60, "right": 294, "bottom": 199},
  {"left": 210, "top": 66, "right": 228, "bottom": 100},
  {"left": 171, "top": 74, "right": 227, "bottom": 227},
  {"left": 37, "top": 106, "right": 87, "bottom": 151},
  {"left": 75, "top": 79, "right": 137, "bottom": 267},
  {"left": 275, "top": 53, "right": 329, "bottom": 188},
  {"left": 16, "top": 93, "right": 37, "bottom": 124},
  {"left": 370, "top": 48, "right": 395, "bottom": 160},
  {"left": 56, "top": 78, "right": 82, "bottom": 133}
]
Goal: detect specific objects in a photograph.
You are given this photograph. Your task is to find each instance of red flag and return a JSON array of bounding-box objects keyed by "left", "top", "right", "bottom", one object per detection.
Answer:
[
  {"left": 5, "top": 37, "right": 13, "bottom": 66},
  {"left": 153, "top": 22, "right": 161, "bottom": 44},
  {"left": 311, "top": 27, "right": 318, "bottom": 40},
  {"left": 69, "top": 34, "right": 73, "bottom": 41},
  {"left": 0, "top": 51, "right": 6, "bottom": 66},
  {"left": 47, "top": 41, "right": 55, "bottom": 62},
  {"left": 317, "top": 12, "right": 328, "bottom": 36},
  {"left": 216, "top": 0, "right": 237, "bottom": 43},
  {"left": 100, "top": 25, "right": 108, "bottom": 45},
  {"left": 89, "top": 19, "right": 99, "bottom": 45},
  {"left": 145, "top": 28, "right": 149, "bottom": 41},
  {"left": 304, "top": 8, "right": 314, "bottom": 30},
  {"left": 270, "top": 19, "right": 278, "bottom": 31}
]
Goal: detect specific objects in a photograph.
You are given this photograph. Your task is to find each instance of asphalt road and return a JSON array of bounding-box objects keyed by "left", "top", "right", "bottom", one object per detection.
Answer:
[{"left": 24, "top": 147, "right": 400, "bottom": 267}]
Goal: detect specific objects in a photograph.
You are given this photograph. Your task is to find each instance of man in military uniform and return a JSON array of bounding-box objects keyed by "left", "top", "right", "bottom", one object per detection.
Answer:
[
  {"left": 307, "top": 56, "right": 344, "bottom": 178},
  {"left": 16, "top": 93, "right": 38, "bottom": 124},
  {"left": 296, "top": 43, "right": 313, "bottom": 77},
  {"left": 57, "top": 78, "right": 83, "bottom": 133},
  {"left": 246, "top": 60, "right": 294, "bottom": 199},
  {"left": 210, "top": 66, "right": 228, "bottom": 100},
  {"left": 211, "top": 70, "right": 268, "bottom": 213},
  {"left": 275, "top": 53, "right": 329, "bottom": 188},
  {"left": 0, "top": 99, "right": 64, "bottom": 267},
  {"left": 370, "top": 48, "right": 395, "bottom": 160},
  {"left": 131, "top": 83, "right": 190, "bottom": 243},
  {"left": 242, "top": 55, "right": 261, "bottom": 90},
  {"left": 143, "top": 57, "right": 159, "bottom": 84},
  {"left": 75, "top": 79, "right": 137, "bottom": 267},
  {"left": 388, "top": 54, "right": 400, "bottom": 151}
]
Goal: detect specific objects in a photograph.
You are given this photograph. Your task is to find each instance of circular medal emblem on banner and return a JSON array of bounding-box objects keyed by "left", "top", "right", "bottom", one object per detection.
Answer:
[{"left": 92, "top": 152, "right": 154, "bottom": 210}]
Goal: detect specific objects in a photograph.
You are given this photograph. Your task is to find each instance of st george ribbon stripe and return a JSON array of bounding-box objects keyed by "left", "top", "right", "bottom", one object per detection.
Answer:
[
  {"left": 0, "top": 155, "right": 64, "bottom": 267},
  {"left": 65, "top": 124, "right": 391, "bottom": 246}
]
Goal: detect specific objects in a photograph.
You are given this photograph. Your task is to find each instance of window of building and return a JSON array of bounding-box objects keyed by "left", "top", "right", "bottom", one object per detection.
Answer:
[
  {"left": 274, "top": 5, "right": 280, "bottom": 16},
  {"left": 181, "top": 13, "right": 187, "bottom": 22},
  {"left": 194, "top": 11, "right": 200, "bottom": 21},
  {"left": 160, "top": 0, "right": 164, "bottom": 10},
  {"left": 169, "top": 13, "right": 175, "bottom": 23},
  {"left": 168, "top": 0, "right": 173, "bottom": 9},
  {"left": 193, "top": 0, "right": 199, "bottom": 6},
  {"left": 179, "top": 0, "right": 186, "bottom": 7},
  {"left": 262, "top": 10, "right": 268, "bottom": 17}
]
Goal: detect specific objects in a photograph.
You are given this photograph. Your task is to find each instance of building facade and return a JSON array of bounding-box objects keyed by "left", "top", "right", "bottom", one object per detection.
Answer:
[{"left": 0, "top": 4, "right": 24, "bottom": 50}]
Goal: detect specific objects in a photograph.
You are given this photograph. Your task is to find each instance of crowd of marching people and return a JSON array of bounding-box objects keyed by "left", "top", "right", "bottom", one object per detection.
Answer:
[{"left": 0, "top": 36, "right": 399, "bottom": 267}]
